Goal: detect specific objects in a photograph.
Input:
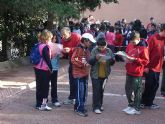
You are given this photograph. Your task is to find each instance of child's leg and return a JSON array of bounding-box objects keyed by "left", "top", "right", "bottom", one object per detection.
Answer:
[
  {"left": 75, "top": 77, "right": 87, "bottom": 112},
  {"left": 125, "top": 75, "right": 134, "bottom": 107},
  {"left": 92, "top": 78, "right": 101, "bottom": 110},
  {"left": 100, "top": 78, "right": 106, "bottom": 107},
  {"left": 133, "top": 77, "right": 143, "bottom": 111},
  {"left": 50, "top": 70, "right": 58, "bottom": 103}
]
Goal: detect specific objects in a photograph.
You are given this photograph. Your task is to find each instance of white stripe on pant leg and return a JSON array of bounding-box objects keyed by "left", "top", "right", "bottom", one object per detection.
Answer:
[{"left": 77, "top": 78, "right": 81, "bottom": 110}]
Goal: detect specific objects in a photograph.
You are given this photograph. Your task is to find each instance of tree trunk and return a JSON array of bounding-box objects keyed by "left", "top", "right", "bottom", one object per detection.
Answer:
[{"left": 45, "top": 12, "right": 54, "bottom": 30}]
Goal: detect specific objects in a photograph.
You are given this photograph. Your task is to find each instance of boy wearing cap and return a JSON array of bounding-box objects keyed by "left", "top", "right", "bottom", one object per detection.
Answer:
[{"left": 71, "top": 33, "right": 96, "bottom": 117}]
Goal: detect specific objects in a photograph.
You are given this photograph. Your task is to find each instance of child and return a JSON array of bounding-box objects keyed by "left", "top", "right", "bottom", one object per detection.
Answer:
[
  {"left": 71, "top": 33, "right": 96, "bottom": 117},
  {"left": 48, "top": 32, "right": 63, "bottom": 107},
  {"left": 89, "top": 37, "right": 115, "bottom": 114},
  {"left": 123, "top": 31, "right": 149, "bottom": 115}
]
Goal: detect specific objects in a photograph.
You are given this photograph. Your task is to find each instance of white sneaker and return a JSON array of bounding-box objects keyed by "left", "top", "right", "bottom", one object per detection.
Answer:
[
  {"left": 53, "top": 102, "right": 61, "bottom": 107},
  {"left": 122, "top": 106, "right": 133, "bottom": 112},
  {"left": 39, "top": 104, "right": 52, "bottom": 111},
  {"left": 125, "top": 108, "right": 141, "bottom": 115},
  {"left": 94, "top": 109, "right": 102, "bottom": 114}
]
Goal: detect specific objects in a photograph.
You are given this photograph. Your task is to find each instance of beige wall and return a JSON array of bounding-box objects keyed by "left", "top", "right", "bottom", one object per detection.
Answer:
[{"left": 84, "top": 0, "right": 165, "bottom": 26}]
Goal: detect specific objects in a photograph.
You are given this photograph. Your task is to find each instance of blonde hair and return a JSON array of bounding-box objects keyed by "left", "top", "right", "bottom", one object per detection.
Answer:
[{"left": 40, "top": 29, "right": 53, "bottom": 43}]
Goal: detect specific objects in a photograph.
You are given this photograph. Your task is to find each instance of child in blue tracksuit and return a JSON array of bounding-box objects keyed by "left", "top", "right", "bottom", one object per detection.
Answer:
[{"left": 71, "top": 33, "right": 96, "bottom": 117}]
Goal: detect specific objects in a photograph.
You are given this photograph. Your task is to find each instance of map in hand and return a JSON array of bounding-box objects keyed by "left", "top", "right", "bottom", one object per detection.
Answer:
[{"left": 114, "top": 51, "right": 127, "bottom": 58}]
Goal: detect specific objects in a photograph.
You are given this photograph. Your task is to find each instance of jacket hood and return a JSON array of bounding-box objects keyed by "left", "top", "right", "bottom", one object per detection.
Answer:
[{"left": 137, "top": 39, "right": 148, "bottom": 47}]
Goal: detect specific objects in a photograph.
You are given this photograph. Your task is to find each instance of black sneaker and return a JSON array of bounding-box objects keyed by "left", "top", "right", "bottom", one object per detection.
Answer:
[{"left": 76, "top": 111, "right": 88, "bottom": 117}]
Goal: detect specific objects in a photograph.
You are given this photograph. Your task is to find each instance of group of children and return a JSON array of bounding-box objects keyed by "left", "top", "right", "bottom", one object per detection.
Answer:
[
  {"left": 33, "top": 28, "right": 116, "bottom": 117},
  {"left": 33, "top": 23, "right": 165, "bottom": 117}
]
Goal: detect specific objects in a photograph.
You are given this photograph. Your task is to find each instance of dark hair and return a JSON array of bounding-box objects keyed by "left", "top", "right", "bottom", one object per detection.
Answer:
[
  {"left": 99, "top": 24, "right": 106, "bottom": 31},
  {"left": 139, "top": 28, "right": 147, "bottom": 39},
  {"left": 97, "top": 37, "right": 107, "bottom": 46},
  {"left": 109, "top": 26, "right": 114, "bottom": 32},
  {"left": 130, "top": 31, "right": 140, "bottom": 41},
  {"left": 160, "top": 23, "right": 165, "bottom": 32},
  {"left": 132, "top": 19, "right": 142, "bottom": 32},
  {"left": 81, "top": 37, "right": 90, "bottom": 43},
  {"left": 150, "top": 17, "right": 154, "bottom": 20}
]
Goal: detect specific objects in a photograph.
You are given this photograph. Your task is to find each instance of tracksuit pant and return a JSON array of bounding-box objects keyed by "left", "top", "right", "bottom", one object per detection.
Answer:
[
  {"left": 91, "top": 78, "right": 106, "bottom": 110},
  {"left": 161, "top": 63, "right": 165, "bottom": 95},
  {"left": 142, "top": 70, "right": 160, "bottom": 106},
  {"left": 50, "top": 70, "right": 58, "bottom": 103},
  {"left": 74, "top": 77, "right": 88, "bottom": 112},
  {"left": 125, "top": 74, "right": 143, "bottom": 111},
  {"left": 68, "top": 61, "right": 76, "bottom": 100},
  {"left": 34, "top": 68, "right": 51, "bottom": 107}
]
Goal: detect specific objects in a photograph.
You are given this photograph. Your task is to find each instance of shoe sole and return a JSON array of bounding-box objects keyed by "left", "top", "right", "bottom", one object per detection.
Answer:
[
  {"left": 38, "top": 109, "right": 52, "bottom": 111},
  {"left": 76, "top": 112, "right": 88, "bottom": 117}
]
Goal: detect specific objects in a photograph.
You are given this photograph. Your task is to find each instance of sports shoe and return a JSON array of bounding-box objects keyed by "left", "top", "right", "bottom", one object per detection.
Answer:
[
  {"left": 38, "top": 104, "right": 52, "bottom": 111},
  {"left": 142, "top": 104, "right": 160, "bottom": 109},
  {"left": 161, "top": 94, "right": 165, "bottom": 98},
  {"left": 100, "top": 106, "right": 104, "bottom": 111},
  {"left": 76, "top": 111, "right": 88, "bottom": 117},
  {"left": 53, "top": 102, "right": 61, "bottom": 107},
  {"left": 140, "top": 104, "right": 145, "bottom": 109},
  {"left": 125, "top": 108, "right": 141, "bottom": 115},
  {"left": 122, "top": 106, "right": 133, "bottom": 112},
  {"left": 63, "top": 99, "right": 75, "bottom": 105},
  {"left": 149, "top": 104, "right": 160, "bottom": 109},
  {"left": 94, "top": 109, "right": 102, "bottom": 114},
  {"left": 74, "top": 108, "right": 87, "bottom": 113}
]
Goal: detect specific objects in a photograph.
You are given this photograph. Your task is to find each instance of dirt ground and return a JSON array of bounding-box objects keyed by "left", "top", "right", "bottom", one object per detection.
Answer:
[{"left": 0, "top": 61, "right": 165, "bottom": 124}]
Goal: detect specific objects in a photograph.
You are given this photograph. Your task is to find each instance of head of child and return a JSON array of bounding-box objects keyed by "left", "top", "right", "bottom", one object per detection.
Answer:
[
  {"left": 51, "top": 31, "right": 57, "bottom": 43},
  {"left": 40, "top": 29, "right": 53, "bottom": 43},
  {"left": 81, "top": 33, "right": 96, "bottom": 48},
  {"left": 97, "top": 37, "right": 107, "bottom": 52},
  {"left": 130, "top": 31, "right": 140, "bottom": 45}
]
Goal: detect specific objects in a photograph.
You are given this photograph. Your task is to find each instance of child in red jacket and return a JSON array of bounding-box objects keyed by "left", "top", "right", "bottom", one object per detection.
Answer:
[{"left": 122, "top": 31, "right": 149, "bottom": 115}]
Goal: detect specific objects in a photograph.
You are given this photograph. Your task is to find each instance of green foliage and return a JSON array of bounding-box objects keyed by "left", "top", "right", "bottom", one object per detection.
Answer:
[{"left": 0, "top": 0, "right": 118, "bottom": 61}]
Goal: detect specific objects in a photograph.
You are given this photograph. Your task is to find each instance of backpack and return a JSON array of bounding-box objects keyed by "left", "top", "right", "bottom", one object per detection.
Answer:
[{"left": 30, "top": 43, "right": 42, "bottom": 65}]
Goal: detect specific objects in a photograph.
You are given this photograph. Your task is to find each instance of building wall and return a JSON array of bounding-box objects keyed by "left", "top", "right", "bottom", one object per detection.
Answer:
[{"left": 84, "top": 0, "right": 165, "bottom": 26}]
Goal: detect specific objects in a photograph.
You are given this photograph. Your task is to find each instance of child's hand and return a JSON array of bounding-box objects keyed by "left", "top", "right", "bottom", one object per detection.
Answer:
[
  {"left": 144, "top": 68, "right": 149, "bottom": 73},
  {"left": 84, "top": 63, "right": 90, "bottom": 67},
  {"left": 63, "top": 47, "right": 70, "bottom": 53},
  {"left": 96, "top": 54, "right": 102, "bottom": 60}
]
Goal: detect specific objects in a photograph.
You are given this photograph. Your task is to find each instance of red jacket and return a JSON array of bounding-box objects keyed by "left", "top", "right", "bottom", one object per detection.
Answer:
[
  {"left": 62, "top": 32, "right": 81, "bottom": 58},
  {"left": 125, "top": 40, "right": 149, "bottom": 77},
  {"left": 71, "top": 45, "right": 90, "bottom": 78},
  {"left": 146, "top": 33, "right": 165, "bottom": 72},
  {"left": 114, "top": 32, "right": 123, "bottom": 46}
]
